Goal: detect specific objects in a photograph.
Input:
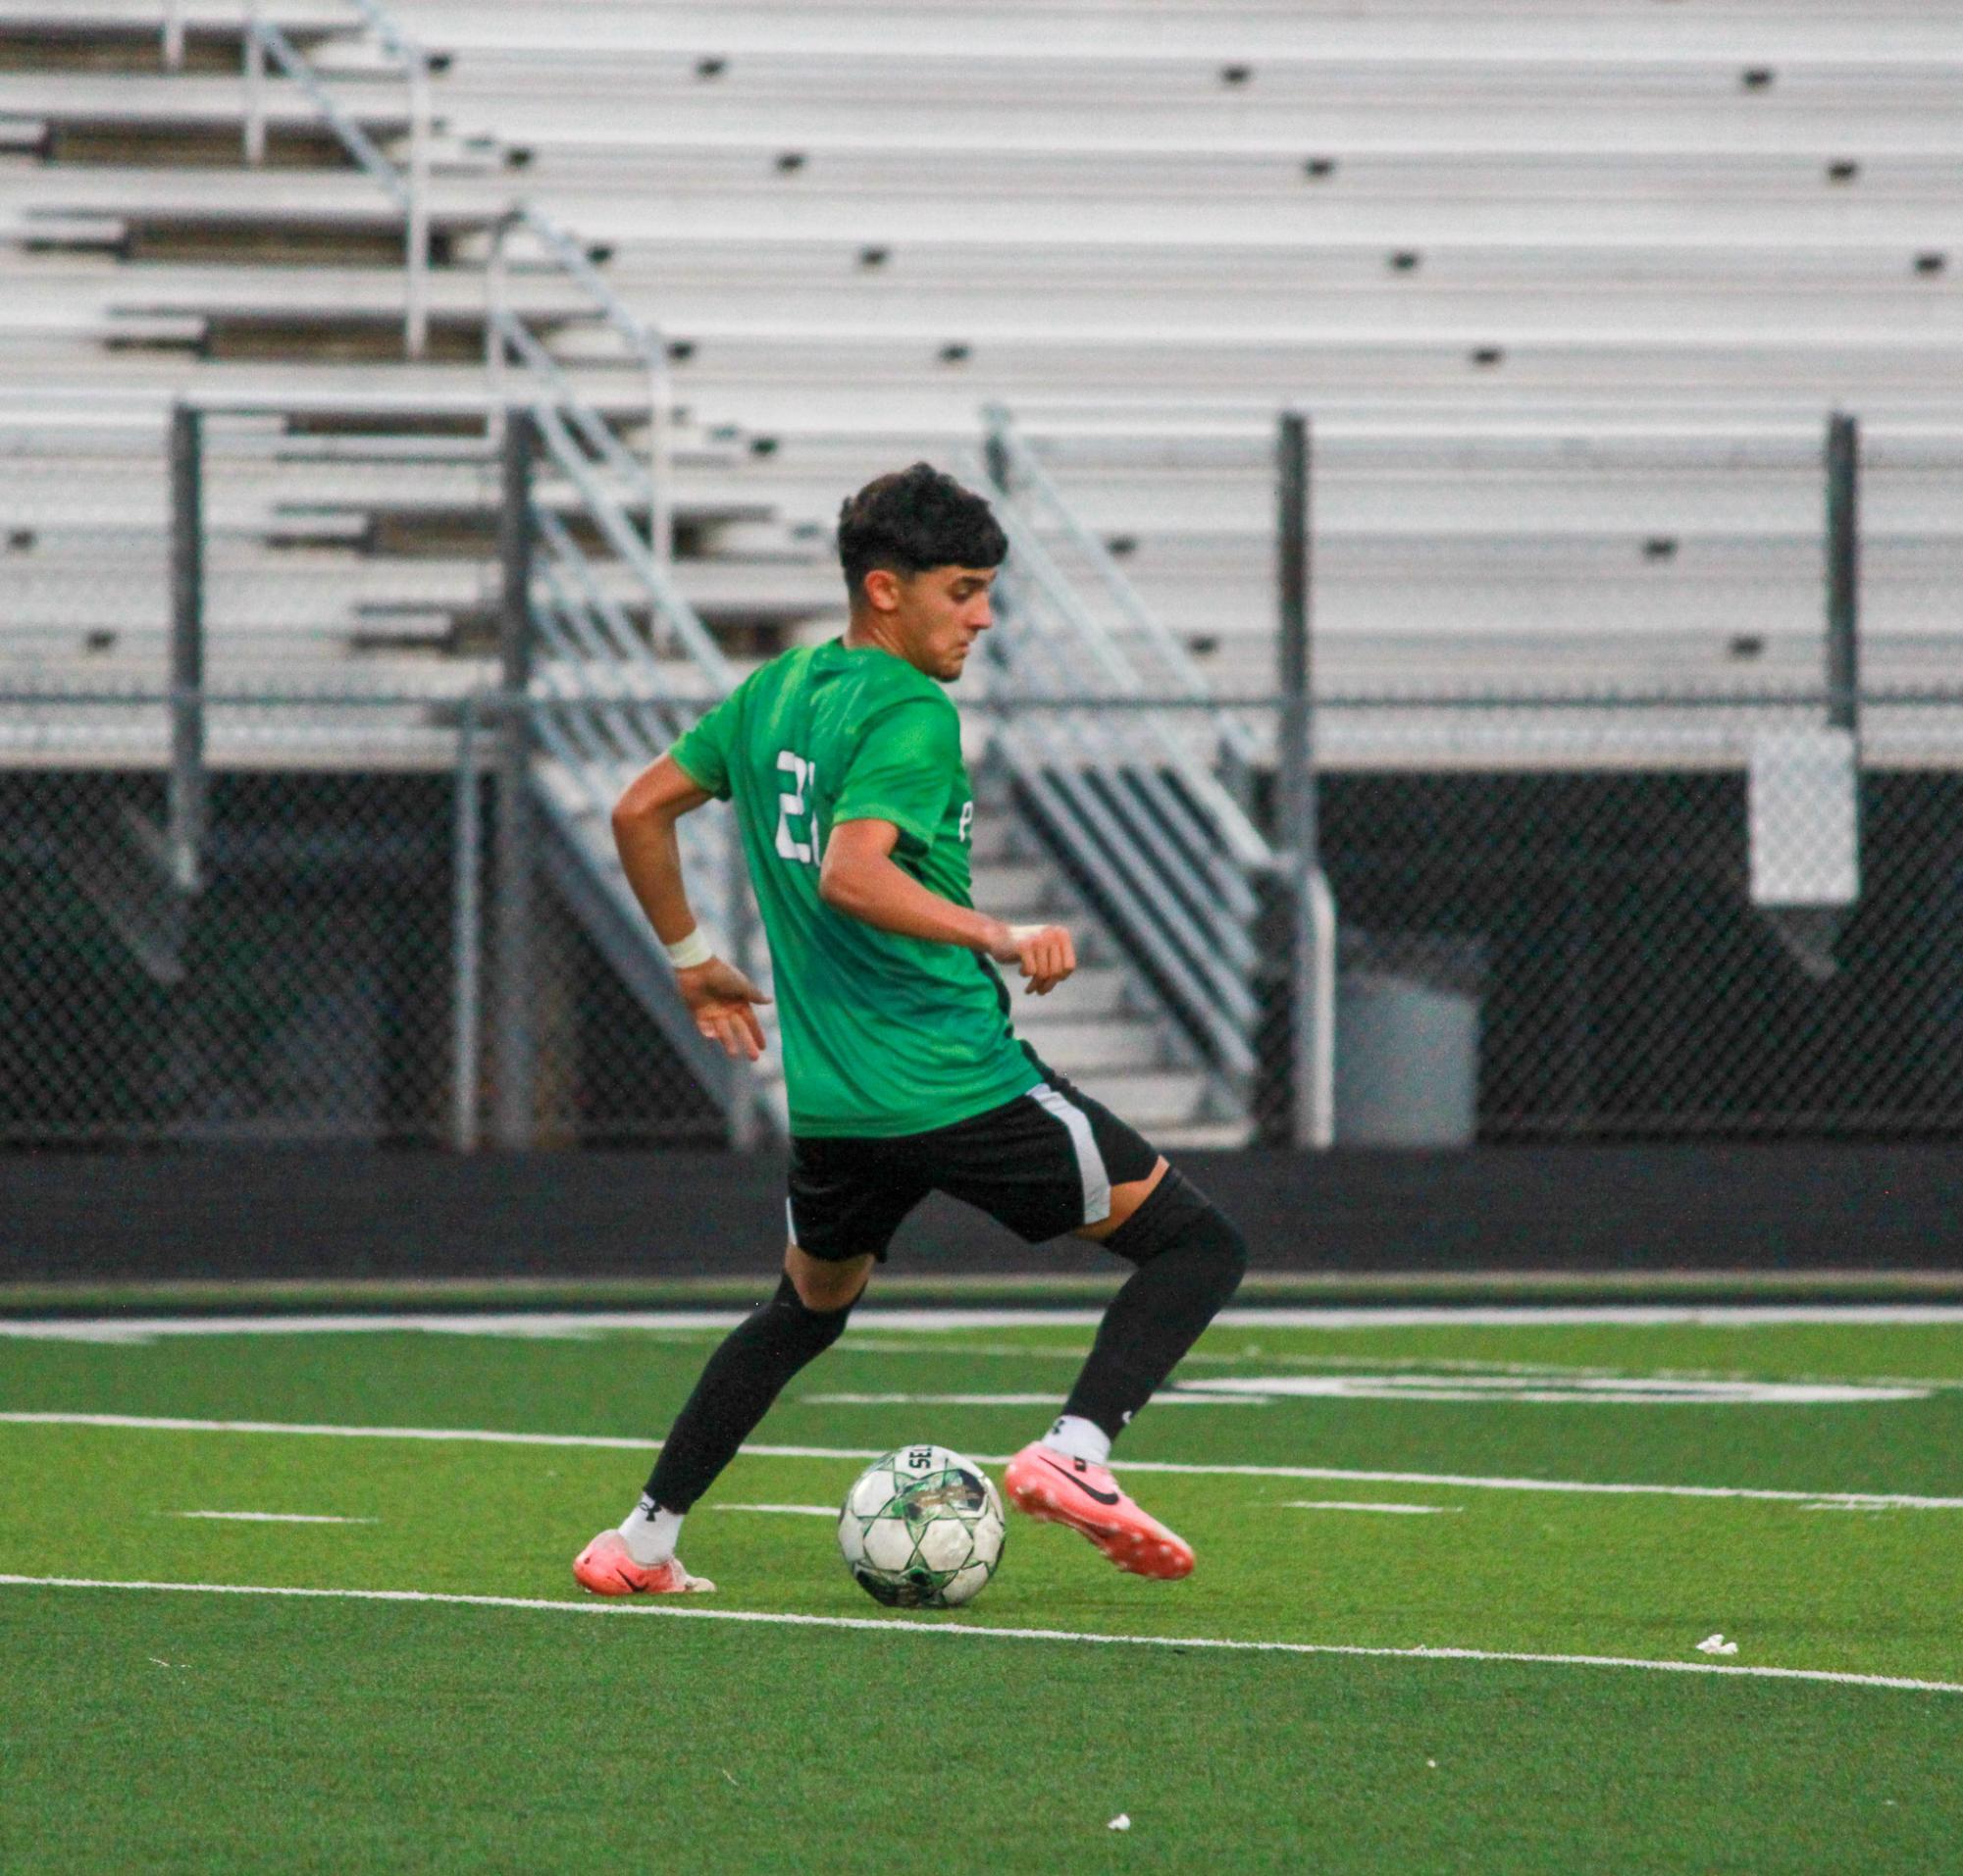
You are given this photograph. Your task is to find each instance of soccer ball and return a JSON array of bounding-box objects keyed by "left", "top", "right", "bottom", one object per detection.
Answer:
[{"left": 838, "top": 1443, "right": 1007, "bottom": 1608}]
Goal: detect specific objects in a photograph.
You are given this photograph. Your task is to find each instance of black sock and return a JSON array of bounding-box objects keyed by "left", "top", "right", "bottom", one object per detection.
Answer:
[
  {"left": 645, "top": 1273, "right": 858, "bottom": 1512},
  {"left": 1060, "top": 1169, "right": 1247, "bottom": 1441}
]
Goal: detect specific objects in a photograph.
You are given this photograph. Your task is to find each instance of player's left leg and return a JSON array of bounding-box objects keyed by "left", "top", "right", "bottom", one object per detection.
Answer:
[
  {"left": 924, "top": 1068, "right": 1247, "bottom": 1578},
  {"left": 1004, "top": 1159, "right": 1246, "bottom": 1578},
  {"left": 1052, "top": 1157, "right": 1248, "bottom": 1457}
]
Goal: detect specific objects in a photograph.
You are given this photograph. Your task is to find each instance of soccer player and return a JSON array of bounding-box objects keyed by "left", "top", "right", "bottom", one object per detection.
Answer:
[{"left": 573, "top": 463, "right": 1246, "bottom": 1595}]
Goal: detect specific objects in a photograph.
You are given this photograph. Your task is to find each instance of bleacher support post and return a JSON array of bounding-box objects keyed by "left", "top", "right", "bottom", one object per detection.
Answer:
[
  {"left": 492, "top": 410, "right": 538, "bottom": 1148},
  {"left": 167, "top": 403, "right": 206, "bottom": 895}
]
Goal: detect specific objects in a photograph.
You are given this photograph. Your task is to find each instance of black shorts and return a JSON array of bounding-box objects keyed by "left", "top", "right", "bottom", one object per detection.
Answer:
[{"left": 786, "top": 1056, "right": 1160, "bottom": 1263}]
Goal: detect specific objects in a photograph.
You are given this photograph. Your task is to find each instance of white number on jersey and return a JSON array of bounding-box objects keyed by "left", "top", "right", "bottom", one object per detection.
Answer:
[
  {"left": 957, "top": 800, "right": 974, "bottom": 845},
  {"left": 774, "top": 750, "right": 819, "bottom": 864}
]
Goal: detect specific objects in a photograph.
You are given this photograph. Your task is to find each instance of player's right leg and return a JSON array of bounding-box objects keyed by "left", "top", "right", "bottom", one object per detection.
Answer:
[
  {"left": 574, "top": 1140, "right": 921, "bottom": 1595},
  {"left": 573, "top": 1247, "right": 869, "bottom": 1595}
]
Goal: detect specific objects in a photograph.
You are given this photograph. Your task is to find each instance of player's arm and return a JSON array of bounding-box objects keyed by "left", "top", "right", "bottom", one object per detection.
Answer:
[
  {"left": 819, "top": 818, "right": 1075, "bottom": 996},
  {"left": 612, "top": 753, "right": 771, "bottom": 1060}
]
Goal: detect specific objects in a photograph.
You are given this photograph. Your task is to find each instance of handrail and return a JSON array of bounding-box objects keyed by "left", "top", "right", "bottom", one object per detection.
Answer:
[
  {"left": 240, "top": 1, "right": 430, "bottom": 357},
  {"left": 528, "top": 399, "right": 732, "bottom": 690},
  {"left": 988, "top": 495, "right": 1271, "bottom": 874},
  {"left": 487, "top": 204, "right": 676, "bottom": 566},
  {"left": 985, "top": 403, "right": 1261, "bottom": 773},
  {"left": 975, "top": 415, "right": 1292, "bottom": 1122}
]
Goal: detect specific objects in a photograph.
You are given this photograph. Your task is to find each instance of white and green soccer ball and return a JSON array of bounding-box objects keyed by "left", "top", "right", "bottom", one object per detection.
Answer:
[{"left": 838, "top": 1444, "right": 1007, "bottom": 1609}]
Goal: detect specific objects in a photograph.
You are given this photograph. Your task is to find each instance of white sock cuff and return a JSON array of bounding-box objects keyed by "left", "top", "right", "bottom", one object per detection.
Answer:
[
  {"left": 1041, "top": 1414, "right": 1112, "bottom": 1468},
  {"left": 618, "top": 1495, "right": 685, "bottom": 1566}
]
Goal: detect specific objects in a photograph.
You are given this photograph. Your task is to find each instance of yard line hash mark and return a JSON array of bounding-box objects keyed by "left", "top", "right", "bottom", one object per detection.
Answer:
[
  {"left": 9, "top": 1414, "right": 1961, "bottom": 1511},
  {"left": 169, "top": 1511, "right": 378, "bottom": 1525},
  {"left": 802, "top": 1391, "right": 1269, "bottom": 1408},
  {"left": 711, "top": 1504, "right": 838, "bottom": 1517},
  {"left": 1284, "top": 1501, "right": 1462, "bottom": 1516},
  {"left": 2, "top": 1576, "right": 1957, "bottom": 1699}
]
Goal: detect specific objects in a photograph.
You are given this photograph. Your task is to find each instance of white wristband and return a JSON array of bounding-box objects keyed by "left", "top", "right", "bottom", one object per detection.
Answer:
[{"left": 664, "top": 928, "right": 713, "bottom": 969}]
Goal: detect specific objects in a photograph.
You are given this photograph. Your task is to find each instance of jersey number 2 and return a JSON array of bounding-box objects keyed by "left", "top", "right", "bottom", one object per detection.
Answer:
[{"left": 775, "top": 750, "right": 819, "bottom": 864}]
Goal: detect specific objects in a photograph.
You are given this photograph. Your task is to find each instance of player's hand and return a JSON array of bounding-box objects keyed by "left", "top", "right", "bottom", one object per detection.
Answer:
[
  {"left": 991, "top": 921, "right": 1076, "bottom": 996},
  {"left": 676, "top": 958, "right": 772, "bottom": 1060}
]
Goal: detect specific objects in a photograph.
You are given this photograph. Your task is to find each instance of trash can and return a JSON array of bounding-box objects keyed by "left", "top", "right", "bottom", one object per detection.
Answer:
[{"left": 1335, "top": 933, "right": 1484, "bottom": 1147}]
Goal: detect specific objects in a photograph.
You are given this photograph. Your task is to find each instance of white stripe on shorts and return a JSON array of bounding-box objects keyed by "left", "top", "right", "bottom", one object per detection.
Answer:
[{"left": 1027, "top": 1081, "right": 1112, "bottom": 1226}]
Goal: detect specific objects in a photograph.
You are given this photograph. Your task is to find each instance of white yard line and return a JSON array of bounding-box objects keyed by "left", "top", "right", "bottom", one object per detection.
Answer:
[
  {"left": 168, "top": 1511, "right": 377, "bottom": 1525},
  {"left": 1, "top": 1574, "right": 1957, "bottom": 1698},
  {"left": 5, "top": 1305, "right": 1963, "bottom": 1342},
  {"left": 8, "top": 1411, "right": 1962, "bottom": 1510},
  {"left": 1284, "top": 1501, "right": 1461, "bottom": 1516}
]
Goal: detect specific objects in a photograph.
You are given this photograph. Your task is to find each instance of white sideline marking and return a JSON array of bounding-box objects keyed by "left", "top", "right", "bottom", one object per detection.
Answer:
[
  {"left": 170, "top": 1511, "right": 376, "bottom": 1525},
  {"left": 1183, "top": 1375, "right": 1929, "bottom": 1405},
  {"left": 6, "top": 1305, "right": 1963, "bottom": 1343},
  {"left": 1284, "top": 1501, "right": 1461, "bottom": 1516},
  {"left": 712, "top": 1504, "right": 837, "bottom": 1518},
  {"left": 1, "top": 1575, "right": 1957, "bottom": 1698},
  {"left": 8, "top": 1412, "right": 1962, "bottom": 1510},
  {"left": 802, "top": 1392, "right": 1270, "bottom": 1408}
]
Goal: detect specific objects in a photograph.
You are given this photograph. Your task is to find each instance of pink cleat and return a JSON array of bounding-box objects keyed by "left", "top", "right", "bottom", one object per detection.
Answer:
[
  {"left": 1004, "top": 1443, "right": 1195, "bottom": 1581},
  {"left": 572, "top": 1531, "right": 716, "bottom": 1596}
]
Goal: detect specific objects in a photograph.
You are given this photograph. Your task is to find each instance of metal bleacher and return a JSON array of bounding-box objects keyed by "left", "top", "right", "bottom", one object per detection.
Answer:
[{"left": 3, "top": 1, "right": 1960, "bottom": 1143}]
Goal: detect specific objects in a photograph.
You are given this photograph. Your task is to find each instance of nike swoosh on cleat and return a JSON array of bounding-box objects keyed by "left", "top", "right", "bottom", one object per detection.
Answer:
[{"left": 1036, "top": 1456, "right": 1121, "bottom": 1506}]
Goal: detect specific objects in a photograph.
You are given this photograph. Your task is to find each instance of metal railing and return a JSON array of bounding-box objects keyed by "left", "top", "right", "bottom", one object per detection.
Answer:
[
  {"left": 238, "top": 1, "right": 432, "bottom": 357},
  {"left": 985, "top": 405, "right": 1263, "bottom": 801},
  {"left": 977, "top": 413, "right": 1330, "bottom": 1141},
  {"left": 486, "top": 204, "right": 678, "bottom": 568},
  {"left": 497, "top": 409, "right": 761, "bottom": 1143}
]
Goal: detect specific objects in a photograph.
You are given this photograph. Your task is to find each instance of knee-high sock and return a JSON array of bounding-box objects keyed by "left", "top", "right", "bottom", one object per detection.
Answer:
[
  {"left": 1060, "top": 1169, "right": 1247, "bottom": 1441},
  {"left": 645, "top": 1274, "right": 856, "bottom": 1512}
]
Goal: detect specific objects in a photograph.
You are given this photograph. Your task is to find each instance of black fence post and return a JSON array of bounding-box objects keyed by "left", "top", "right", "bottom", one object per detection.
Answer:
[
  {"left": 1257, "top": 410, "right": 1319, "bottom": 1145},
  {"left": 492, "top": 408, "right": 538, "bottom": 1149},
  {"left": 1826, "top": 412, "right": 1860, "bottom": 738}
]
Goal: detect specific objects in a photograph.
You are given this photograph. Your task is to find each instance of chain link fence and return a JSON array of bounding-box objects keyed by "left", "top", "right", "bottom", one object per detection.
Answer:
[
  {"left": 7, "top": 400, "right": 1963, "bottom": 1151},
  {"left": 3, "top": 683, "right": 1963, "bottom": 1148},
  {"left": 0, "top": 690, "right": 724, "bottom": 1147},
  {"left": 1307, "top": 690, "right": 1963, "bottom": 1143}
]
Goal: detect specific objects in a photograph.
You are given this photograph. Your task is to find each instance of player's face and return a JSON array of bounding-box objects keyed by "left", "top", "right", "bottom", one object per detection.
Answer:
[{"left": 895, "top": 566, "right": 997, "bottom": 682}]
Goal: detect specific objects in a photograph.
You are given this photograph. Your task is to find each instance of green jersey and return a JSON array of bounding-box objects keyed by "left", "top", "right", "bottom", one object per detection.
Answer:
[{"left": 668, "top": 638, "right": 1040, "bottom": 1137}]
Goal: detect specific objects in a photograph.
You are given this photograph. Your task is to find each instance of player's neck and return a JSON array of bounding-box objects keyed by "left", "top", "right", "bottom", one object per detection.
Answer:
[{"left": 842, "top": 615, "right": 919, "bottom": 672}]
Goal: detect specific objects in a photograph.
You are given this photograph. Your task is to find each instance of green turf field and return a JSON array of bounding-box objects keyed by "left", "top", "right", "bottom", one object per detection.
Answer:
[{"left": 4, "top": 1306, "right": 1961, "bottom": 1871}]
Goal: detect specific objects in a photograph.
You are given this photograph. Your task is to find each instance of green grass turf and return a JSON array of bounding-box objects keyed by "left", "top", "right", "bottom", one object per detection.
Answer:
[{"left": 4, "top": 1314, "right": 1962, "bottom": 1870}]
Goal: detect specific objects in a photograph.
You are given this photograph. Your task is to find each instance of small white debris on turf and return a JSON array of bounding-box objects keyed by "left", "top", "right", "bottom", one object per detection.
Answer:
[
  {"left": 1696, "top": 1634, "right": 1739, "bottom": 1655},
  {"left": 1427, "top": 1760, "right": 1438, "bottom": 1769},
  {"left": 1108, "top": 1815, "right": 1130, "bottom": 1832},
  {"left": 720, "top": 1769, "right": 738, "bottom": 1788}
]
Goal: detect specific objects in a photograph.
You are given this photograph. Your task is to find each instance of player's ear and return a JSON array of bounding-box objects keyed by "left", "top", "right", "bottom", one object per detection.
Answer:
[{"left": 861, "top": 567, "right": 903, "bottom": 613}]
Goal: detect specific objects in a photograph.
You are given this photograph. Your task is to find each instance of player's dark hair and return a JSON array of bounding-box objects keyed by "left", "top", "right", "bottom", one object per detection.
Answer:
[{"left": 837, "top": 462, "right": 1007, "bottom": 601}]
